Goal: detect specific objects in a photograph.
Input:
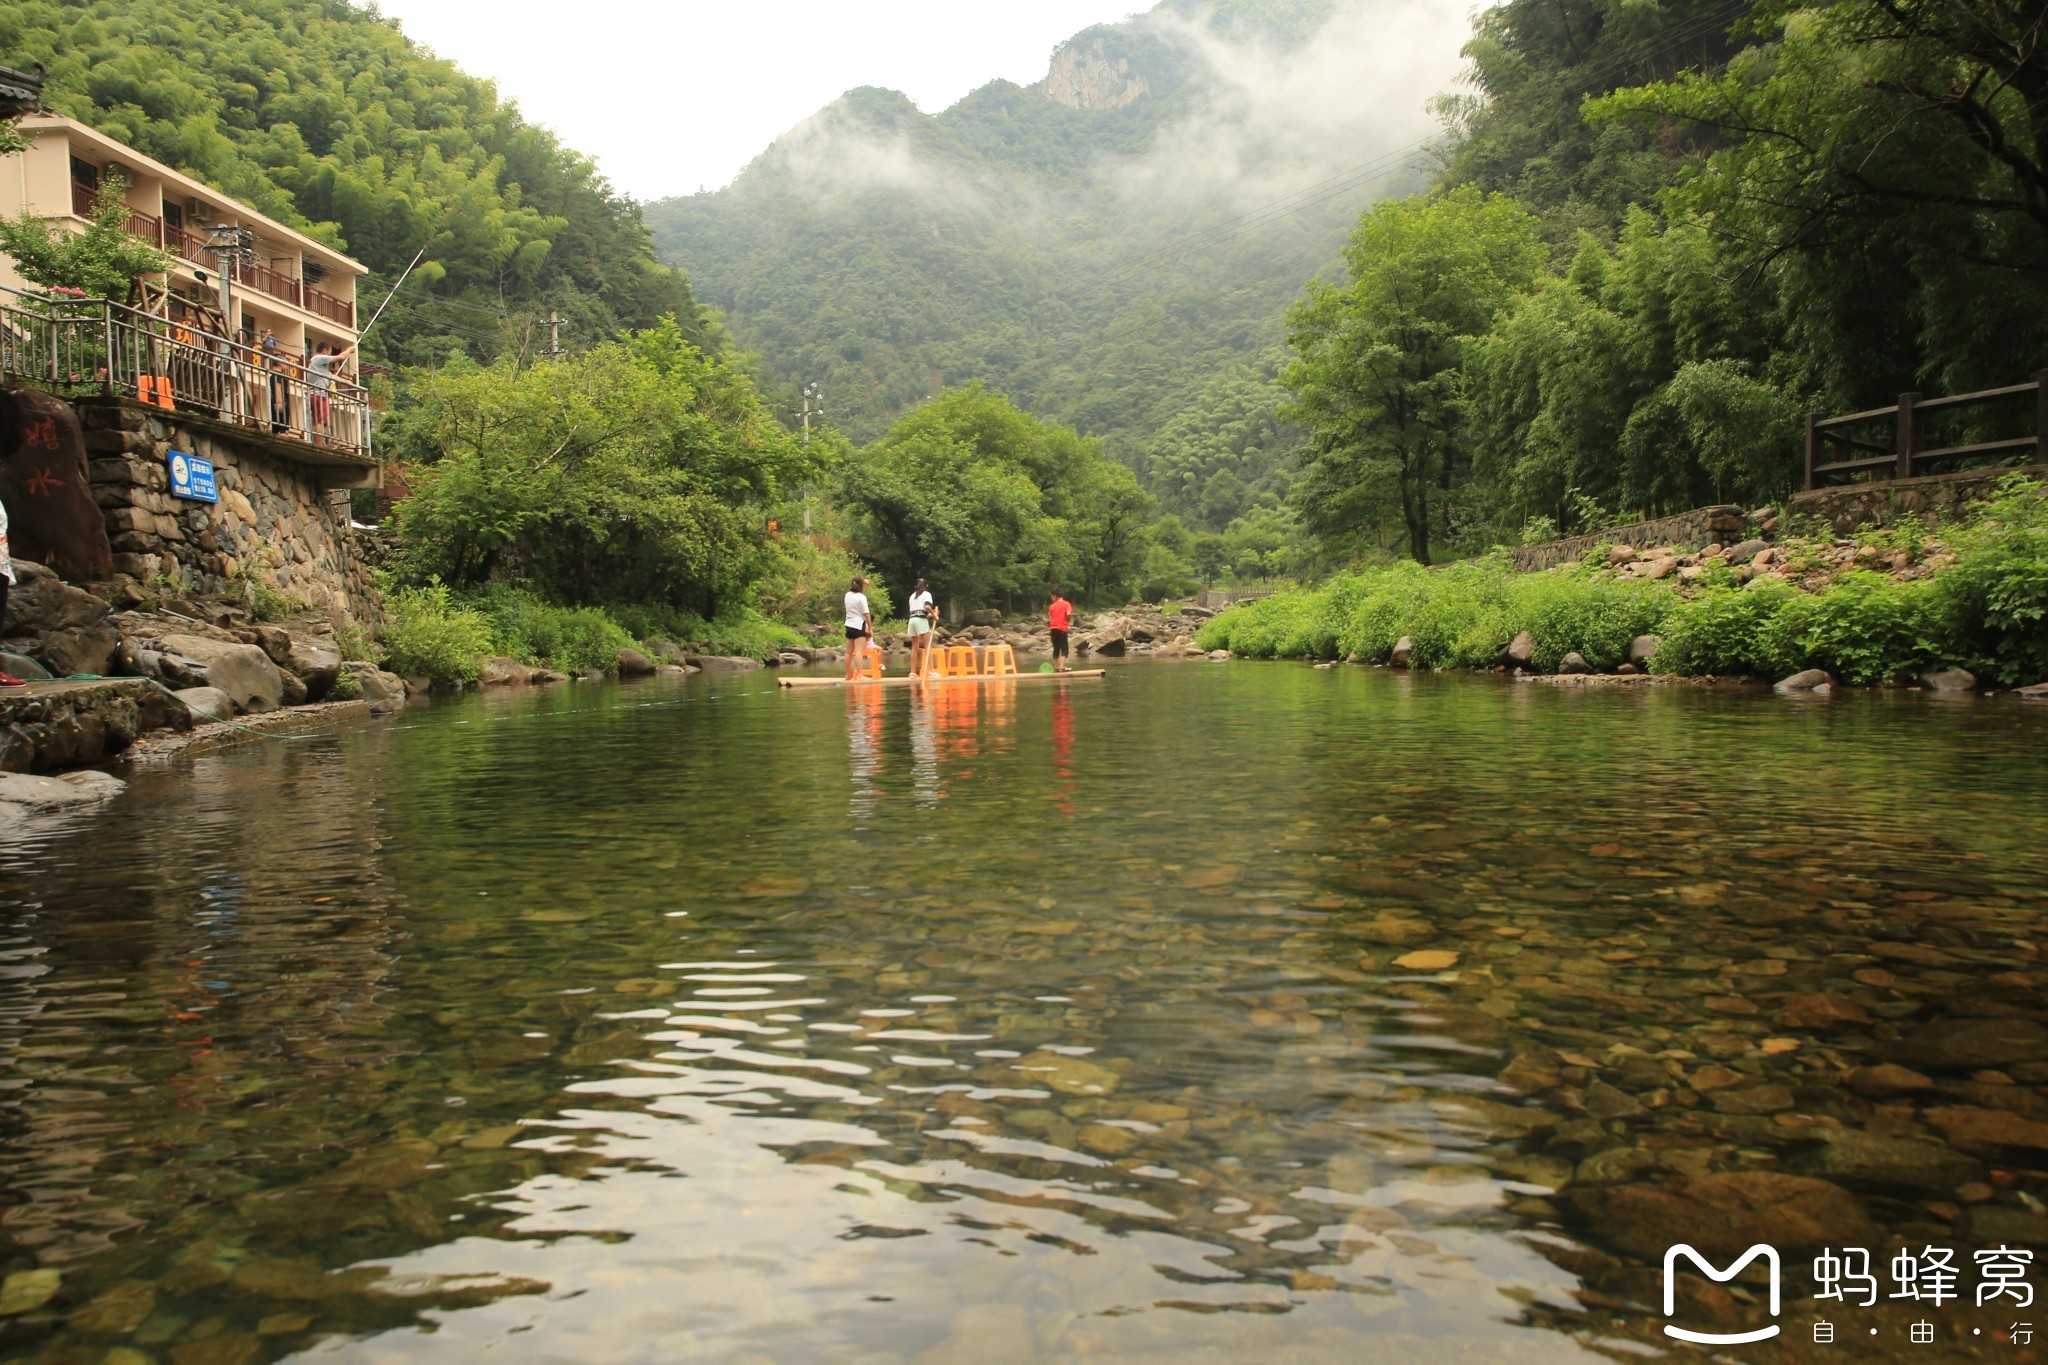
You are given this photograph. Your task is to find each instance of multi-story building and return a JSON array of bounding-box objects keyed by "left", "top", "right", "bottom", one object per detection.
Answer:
[{"left": 1, "top": 112, "right": 364, "bottom": 355}]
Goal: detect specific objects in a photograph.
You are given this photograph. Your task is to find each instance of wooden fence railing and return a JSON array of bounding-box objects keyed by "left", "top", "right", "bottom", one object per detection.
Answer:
[{"left": 1806, "top": 372, "right": 2048, "bottom": 489}]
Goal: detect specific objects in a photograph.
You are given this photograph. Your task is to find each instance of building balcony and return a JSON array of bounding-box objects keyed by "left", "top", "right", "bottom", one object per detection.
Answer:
[
  {"left": 0, "top": 284, "right": 374, "bottom": 475},
  {"left": 73, "top": 180, "right": 356, "bottom": 329}
]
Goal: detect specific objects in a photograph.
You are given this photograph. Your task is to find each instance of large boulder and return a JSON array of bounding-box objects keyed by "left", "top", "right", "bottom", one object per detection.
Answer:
[
  {"left": 1389, "top": 635, "right": 1414, "bottom": 668},
  {"left": 0, "top": 769, "right": 125, "bottom": 810},
  {"left": 1775, "top": 668, "right": 1833, "bottom": 693},
  {"left": 27, "top": 623, "right": 119, "bottom": 679},
  {"left": 616, "top": 647, "right": 657, "bottom": 676},
  {"left": 1921, "top": 668, "right": 1977, "bottom": 692},
  {"left": 1725, "top": 538, "right": 1770, "bottom": 565},
  {"left": 5, "top": 561, "right": 108, "bottom": 634},
  {"left": 154, "top": 633, "right": 285, "bottom": 713},
  {"left": 1628, "top": 635, "right": 1662, "bottom": 667},
  {"left": 1557, "top": 651, "right": 1593, "bottom": 675},
  {"left": 478, "top": 656, "right": 532, "bottom": 686},
  {"left": 1505, "top": 631, "right": 1536, "bottom": 668},
  {"left": 685, "top": 654, "right": 764, "bottom": 672},
  {"left": 4, "top": 561, "right": 119, "bottom": 678},
  {"left": 0, "top": 390, "right": 113, "bottom": 579},
  {"left": 0, "top": 651, "right": 50, "bottom": 682},
  {"left": 174, "top": 686, "right": 237, "bottom": 723},
  {"left": 964, "top": 609, "right": 1003, "bottom": 627},
  {"left": 285, "top": 641, "right": 342, "bottom": 701},
  {"left": 343, "top": 661, "right": 410, "bottom": 714}
]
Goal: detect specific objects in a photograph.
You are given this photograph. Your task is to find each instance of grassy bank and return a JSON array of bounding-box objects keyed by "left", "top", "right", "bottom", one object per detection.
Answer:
[
  {"left": 379, "top": 584, "right": 809, "bottom": 686},
  {"left": 1196, "top": 476, "right": 2048, "bottom": 686}
]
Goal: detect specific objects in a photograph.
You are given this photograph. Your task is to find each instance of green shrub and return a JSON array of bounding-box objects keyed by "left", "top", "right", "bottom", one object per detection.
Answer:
[
  {"left": 461, "top": 587, "right": 636, "bottom": 673},
  {"left": 381, "top": 584, "right": 492, "bottom": 685},
  {"left": 1792, "top": 570, "right": 1933, "bottom": 685},
  {"left": 1656, "top": 578, "right": 1804, "bottom": 678},
  {"left": 1503, "top": 567, "right": 1673, "bottom": 670},
  {"left": 328, "top": 666, "right": 362, "bottom": 701},
  {"left": 1923, "top": 475, "right": 2048, "bottom": 684},
  {"left": 607, "top": 603, "right": 808, "bottom": 662}
]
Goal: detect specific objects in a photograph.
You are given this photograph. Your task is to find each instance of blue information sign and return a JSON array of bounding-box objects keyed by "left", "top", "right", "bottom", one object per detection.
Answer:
[{"left": 168, "top": 450, "right": 218, "bottom": 504}]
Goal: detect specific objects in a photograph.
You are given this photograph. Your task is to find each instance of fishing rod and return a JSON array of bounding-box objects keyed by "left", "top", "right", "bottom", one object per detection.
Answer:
[
  {"left": 356, "top": 244, "right": 428, "bottom": 346},
  {"left": 353, "top": 243, "right": 425, "bottom": 504}
]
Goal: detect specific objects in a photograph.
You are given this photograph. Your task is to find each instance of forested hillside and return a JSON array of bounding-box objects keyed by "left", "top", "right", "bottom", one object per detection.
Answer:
[
  {"left": 0, "top": 0, "right": 705, "bottom": 364},
  {"left": 1276, "top": 0, "right": 2048, "bottom": 562},
  {"left": 644, "top": 0, "right": 1461, "bottom": 527}
]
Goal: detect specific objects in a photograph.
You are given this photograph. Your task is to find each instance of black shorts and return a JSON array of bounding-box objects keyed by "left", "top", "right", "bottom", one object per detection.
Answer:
[
  {"left": 1050, "top": 628, "right": 1069, "bottom": 658},
  {"left": 845, "top": 625, "right": 867, "bottom": 640}
]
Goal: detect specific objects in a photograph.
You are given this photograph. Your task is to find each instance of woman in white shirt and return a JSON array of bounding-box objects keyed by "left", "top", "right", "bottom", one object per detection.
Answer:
[
  {"left": 842, "top": 576, "right": 873, "bottom": 682},
  {"left": 905, "top": 577, "right": 939, "bottom": 676}
]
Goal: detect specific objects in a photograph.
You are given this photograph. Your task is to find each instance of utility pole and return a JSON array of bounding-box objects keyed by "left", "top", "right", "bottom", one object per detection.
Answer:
[
  {"left": 204, "top": 225, "right": 252, "bottom": 338},
  {"left": 799, "top": 381, "right": 823, "bottom": 535},
  {"left": 545, "top": 313, "right": 564, "bottom": 359}
]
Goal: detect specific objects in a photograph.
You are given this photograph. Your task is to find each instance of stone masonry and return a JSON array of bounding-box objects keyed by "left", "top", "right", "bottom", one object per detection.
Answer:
[{"left": 72, "top": 397, "right": 380, "bottom": 628}]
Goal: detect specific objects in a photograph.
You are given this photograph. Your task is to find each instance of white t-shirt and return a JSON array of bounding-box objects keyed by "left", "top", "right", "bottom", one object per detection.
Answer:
[
  {"left": 908, "top": 590, "right": 933, "bottom": 619},
  {"left": 843, "top": 591, "right": 871, "bottom": 630},
  {"left": 0, "top": 500, "right": 12, "bottom": 586}
]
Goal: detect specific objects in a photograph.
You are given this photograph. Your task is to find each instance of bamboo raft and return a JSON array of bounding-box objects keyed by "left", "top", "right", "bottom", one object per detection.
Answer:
[{"left": 779, "top": 669, "right": 1106, "bottom": 690}]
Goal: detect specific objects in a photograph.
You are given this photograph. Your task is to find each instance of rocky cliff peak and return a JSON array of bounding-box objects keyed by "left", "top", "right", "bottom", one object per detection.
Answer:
[{"left": 1042, "top": 40, "right": 1151, "bottom": 111}]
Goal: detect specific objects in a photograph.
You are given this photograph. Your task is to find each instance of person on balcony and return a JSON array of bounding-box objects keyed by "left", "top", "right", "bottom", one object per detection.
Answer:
[
  {"left": 305, "top": 339, "right": 357, "bottom": 443},
  {"left": 259, "top": 330, "right": 294, "bottom": 436}
]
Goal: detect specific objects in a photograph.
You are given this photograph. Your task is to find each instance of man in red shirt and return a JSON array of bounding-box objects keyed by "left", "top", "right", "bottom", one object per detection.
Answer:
[{"left": 1048, "top": 588, "right": 1074, "bottom": 673}]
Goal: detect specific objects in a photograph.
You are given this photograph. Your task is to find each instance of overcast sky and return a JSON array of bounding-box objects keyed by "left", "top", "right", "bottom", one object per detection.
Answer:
[{"left": 368, "top": 1, "right": 1147, "bottom": 202}]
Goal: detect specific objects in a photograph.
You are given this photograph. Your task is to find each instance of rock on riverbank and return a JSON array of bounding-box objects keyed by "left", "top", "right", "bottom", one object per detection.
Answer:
[{"left": 1, "top": 558, "right": 412, "bottom": 773}]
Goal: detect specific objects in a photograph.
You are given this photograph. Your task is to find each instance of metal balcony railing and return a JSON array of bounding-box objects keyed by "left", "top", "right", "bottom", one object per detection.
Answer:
[
  {"left": 69, "top": 181, "right": 358, "bottom": 328},
  {"left": 0, "top": 285, "right": 372, "bottom": 463}
]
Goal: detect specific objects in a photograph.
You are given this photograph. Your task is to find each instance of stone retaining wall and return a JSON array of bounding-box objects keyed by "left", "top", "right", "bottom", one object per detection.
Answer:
[
  {"left": 1789, "top": 464, "right": 2048, "bottom": 534},
  {"left": 74, "top": 398, "right": 380, "bottom": 627},
  {"left": 1507, "top": 505, "right": 1751, "bottom": 571}
]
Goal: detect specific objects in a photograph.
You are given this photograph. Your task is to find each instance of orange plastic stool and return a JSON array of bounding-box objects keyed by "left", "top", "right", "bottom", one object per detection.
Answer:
[
  {"left": 856, "top": 647, "right": 884, "bottom": 681},
  {"left": 980, "top": 643, "right": 1016, "bottom": 676},
  {"left": 940, "top": 645, "right": 979, "bottom": 678}
]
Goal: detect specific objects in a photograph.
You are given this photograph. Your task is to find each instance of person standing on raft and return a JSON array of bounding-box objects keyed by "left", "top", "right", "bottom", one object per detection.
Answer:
[
  {"left": 1048, "top": 587, "right": 1074, "bottom": 673},
  {"left": 843, "top": 577, "right": 874, "bottom": 682},
  {"left": 906, "top": 578, "right": 939, "bottom": 675}
]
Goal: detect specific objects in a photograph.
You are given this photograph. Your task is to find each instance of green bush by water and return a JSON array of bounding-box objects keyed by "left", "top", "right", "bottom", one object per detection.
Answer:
[
  {"left": 459, "top": 587, "right": 636, "bottom": 674},
  {"left": 1198, "top": 477, "right": 2048, "bottom": 685},
  {"left": 603, "top": 605, "right": 808, "bottom": 661},
  {"left": 380, "top": 585, "right": 813, "bottom": 683},
  {"left": 380, "top": 585, "right": 494, "bottom": 686}
]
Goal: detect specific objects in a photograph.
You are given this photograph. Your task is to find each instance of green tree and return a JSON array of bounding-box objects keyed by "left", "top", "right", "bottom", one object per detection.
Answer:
[
  {"left": 1593, "top": 0, "right": 2048, "bottom": 403},
  {"left": 0, "top": 175, "right": 171, "bottom": 298},
  {"left": 387, "top": 321, "right": 814, "bottom": 617},
  {"left": 1284, "top": 187, "right": 1545, "bottom": 564},
  {"left": 835, "top": 384, "right": 1156, "bottom": 607}
]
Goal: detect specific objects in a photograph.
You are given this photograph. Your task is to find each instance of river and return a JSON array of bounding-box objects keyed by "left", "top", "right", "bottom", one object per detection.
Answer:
[{"left": 3, "top": 663, "right": 2046, "bottom": 1362}]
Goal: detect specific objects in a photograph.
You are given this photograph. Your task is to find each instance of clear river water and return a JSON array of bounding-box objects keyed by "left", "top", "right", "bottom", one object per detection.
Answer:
[{"left": 3, "top": 662, "right": 2048, "bottom": 1363}]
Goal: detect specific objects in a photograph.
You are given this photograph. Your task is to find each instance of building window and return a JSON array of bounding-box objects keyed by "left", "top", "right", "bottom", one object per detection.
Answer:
[{"left": 70, "top": 157, "right": 98, "bottom": 189}]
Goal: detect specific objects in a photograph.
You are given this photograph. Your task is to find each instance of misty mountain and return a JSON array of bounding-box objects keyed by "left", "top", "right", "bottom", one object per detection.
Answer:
[{"left": 643, "top": 0, "right": 1463, "bottom": 528}]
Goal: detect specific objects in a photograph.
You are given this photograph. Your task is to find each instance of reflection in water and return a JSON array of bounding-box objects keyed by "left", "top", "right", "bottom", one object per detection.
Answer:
[
  {"left": 0, "top": 666, "right": 2044, "bottom": 1362},
  {"left": 847, "top": 687, "right": 884, "bottom": 826},
  {"left": 1052, "top": 690, "right": 1075, "bottom": 819}
]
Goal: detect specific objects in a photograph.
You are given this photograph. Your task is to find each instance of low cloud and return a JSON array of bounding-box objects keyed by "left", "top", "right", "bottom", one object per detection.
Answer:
[{"left": 1116, "top": 0, "right": 1471, "bottom": 213}]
